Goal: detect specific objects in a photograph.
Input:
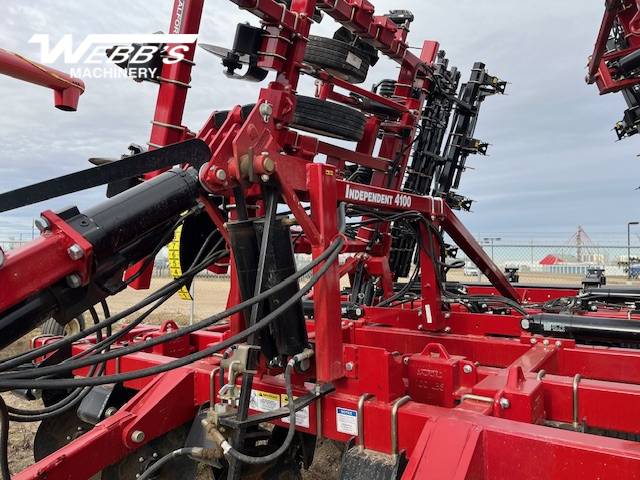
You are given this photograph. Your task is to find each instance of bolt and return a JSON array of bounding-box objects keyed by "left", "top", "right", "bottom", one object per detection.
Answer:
[
  {"left": 67, "top": 243, "right": 84, "bottom": 260},
  {"left": 341, "top": 321, "right": 346, "bottom": 327},
  {"left": 417, "top": 311, "right": 422, "bottom": 317},
  {"left": 345, "top": 362, "right": 354, "bottom": 371},
  {"left": 104, "top": 406, "right": 118, "bottom": 418},
  {"left": 260, "top": 174, "right": 270, "bottom": 182},
  {"left": 139, "top": 457, "right": 145, "bottom": 463},
  {"left": 444, "top": 313, "right": 451, "bottom": 319},
  {"left": 349, "top": 322, "right": 354, "bottom": 327},
  {"left": 555, "top": 341, "right": 562, "bottom": 347},
  {"left": 77, "top": 426, "right": 83, "bottom": 431},
  {"left": 499, "top": 397, "right": 510, "bottom": 409},
  {"left": 66, "top": 273, "right": 82, "bottom": 288},
  {"left": 403, "top": 357, "right": 409, "bottom": 365},
  {"left": 444, "top": 327, "right": 451, "bottom": 333},
  {"left": 530, "top": 338, "right": 538, "bottom": 345},
  {"left": 35, "top": 217, "right": 50, "bottom": 232},
  {"left": 430, "top": 215, "right": 436, "bottom": 221},
  {"left": 275, "top": 122, "right": 283, "bottom": 129},
  {"left": 152, "top": 453, "right": 158, "bottom": 459},
  {"left": 463, "top": 365, "right": 473, "bottom": 374},
  {"left": 418, "top": 324, "right": 424, "bottom": 330},
  {"left": 543, "top": 339, "right": 550, "bottom": 346},
  {"left": 66, "top": 435, "right": 72, "bottom": 441},
  {"left": 131, "top": 430, "right": 145, "bottom": 443},
  {"left": 215, "top": 169, "right": 227, "bottom": 181}
]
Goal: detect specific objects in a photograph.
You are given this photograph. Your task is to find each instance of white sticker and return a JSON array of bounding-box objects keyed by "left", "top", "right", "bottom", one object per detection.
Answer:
[
  {"left": 336, "top": 407, "right": 358, "bottom": 435},
  {"left": 249, "top": 390, "right": 280, "bottom": 413},
  {"left": 281, "top": 394, "right": 310, "bottom": 429},
  {"left": 345, "top": 52, "right": 362, "bottom": 69},
  {"left": 424, "top": 304, "right": 433, "bottom": 324}
]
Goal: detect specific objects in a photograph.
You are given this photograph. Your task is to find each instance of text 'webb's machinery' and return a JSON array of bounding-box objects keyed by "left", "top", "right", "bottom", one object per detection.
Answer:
[{"left": 1, "top": 1, "right": 640, "bottom": 478}]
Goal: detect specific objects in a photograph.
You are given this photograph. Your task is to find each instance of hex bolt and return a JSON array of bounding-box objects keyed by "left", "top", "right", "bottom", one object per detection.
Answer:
[
  {"left": 215, "top": 169, "right": 227, "bottom": 181},
  {"left": 152, "top": 453, "right": 158, "bottom": 459},
  {"left": 341, "top": 321, "right": 346, "bottom": 327},
  {"left": 543, "top": 339, "right": 550, "bottom": 346},
  {"left": 35, "top": 217, "right": 50, "bottom": 232},
  {"left": 444, "top": 313, "right": 451, "bottom": 319},
  {"left": 67, "top": 243, "right": 84, "bottom": 260},
  {"left": 131, "top": 430, "right": 145, "bottom": 443},
  {"left": 417, "top": 311, "right": 422, "bottom": 317},
  {"left": 403, "top": 357, "right": 409, "bottom": 365},
  {"left": 139, "top": 457, "right": 145, "bottom": 463},
  {"left": 66, "top": 274, "right": 82, "bottom": 289},
  {"left": 463, "top": 365, "right": 473, "bottom": 374},
  {"left": 530, "top": 338, "right": 538, "bottom": 345},
  {"left": 444, "top": 327, "right": 451, "bottom": 333},
  {"left": 418, "top": 324, "right": 424, "bottom": 330},
  {"left": 345, "top": 362, "right": 354, "bottom": 371},
  {"left": 499, "top": 397, "right": 511, "bottom": 409},
  {"left": 260, "top": 174, "right": 270, "bottom": 183},
  {"left": 555, "top": 341, "right": 563, "bottom": 347}
]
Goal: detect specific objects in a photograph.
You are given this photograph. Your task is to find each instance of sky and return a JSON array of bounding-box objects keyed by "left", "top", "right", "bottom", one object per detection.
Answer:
[{"left": 0, "top": 1, "right": 639, "bottom": 246}]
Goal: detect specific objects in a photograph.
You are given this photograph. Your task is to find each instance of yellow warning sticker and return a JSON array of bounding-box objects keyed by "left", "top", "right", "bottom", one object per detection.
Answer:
[{"left": 167, "top": 219, "right": 192, "bottom": 300}]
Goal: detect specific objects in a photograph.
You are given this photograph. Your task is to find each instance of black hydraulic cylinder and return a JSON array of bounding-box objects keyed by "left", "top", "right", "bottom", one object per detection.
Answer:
[
  {"left": 617, "top": 49, "right": 640, "bottom": 76},
  {"left": 255, "top": 217, "right": 309, "bottom": 357},
  {"left": 523, "top": 313, "right": 640, "bottom": 344},
  {"left": 0, "top": 168, "right": 202, "bottom": 349},
  {"left": 226, "top": 219, "right": 278, "bottom": 361}
]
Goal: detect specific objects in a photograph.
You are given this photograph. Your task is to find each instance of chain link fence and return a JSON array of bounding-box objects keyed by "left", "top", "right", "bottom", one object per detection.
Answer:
[{"left": 454, "top": 244, "right": 640, "bottom": 286}]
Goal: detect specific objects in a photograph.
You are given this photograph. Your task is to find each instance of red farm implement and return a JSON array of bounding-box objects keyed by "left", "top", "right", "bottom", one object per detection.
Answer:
[{"left": 0, "top": 1, "right": 640, "bottom": 479}]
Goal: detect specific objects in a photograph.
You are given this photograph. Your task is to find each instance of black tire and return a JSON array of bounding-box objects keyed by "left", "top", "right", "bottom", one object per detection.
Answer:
[
  {"left": 291, "top": 96, "right": 366, "bottom": 142},
  {"left": 304, "top": 35, "right": 370, "bottom": 84},
  {"left": 41, "top": 314, "right": 86, "bottom": 337}
]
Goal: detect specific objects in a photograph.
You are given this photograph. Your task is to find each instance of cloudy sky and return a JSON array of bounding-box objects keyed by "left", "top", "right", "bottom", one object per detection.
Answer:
[{"left": 0, "top": 1, "right": 638, "bottom": 246}]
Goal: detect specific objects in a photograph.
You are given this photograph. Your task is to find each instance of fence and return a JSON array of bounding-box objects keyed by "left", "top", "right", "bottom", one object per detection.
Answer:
[
  {"left": 2, "top": 239, "right": 639, "bottom": 327},
  {"left": 456, "top": 244, "right": 640, "bottom": 285}
]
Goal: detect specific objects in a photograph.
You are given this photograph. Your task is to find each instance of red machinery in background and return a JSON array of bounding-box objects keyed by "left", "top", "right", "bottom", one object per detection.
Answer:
[{"left": 1, "top": 1, "right": 640, "bottom": 479}]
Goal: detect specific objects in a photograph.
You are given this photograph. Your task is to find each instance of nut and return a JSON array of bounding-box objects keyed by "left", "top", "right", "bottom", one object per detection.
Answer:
[
  {"left": 403, "top": 357, "right": 409, "bottom": 365},
  {"left": 543, "top": 339, "right": 550, "bottom": 346},
  {"left": 499, "top": 397, "right": 510, "bottom": 409},
  {"left": 463, "top": 365, "right": 473, "bottom": 374},
  {"left": 444, "top": 327, "right": 451, "bottom": 333},
  {"left": 66, "top": 273, "right": 82, "bottom": 289},
  {"left": 131, "top": 430, "right": 145, "bottom": 443},
  {"left": 530, "top": 338, "right": 538, "bottom": 345},
  {"left": 555, "top": 340, "right": 562, "bottom": 347},
  {"left": 67, "top": 244, "right": 84, "bottom": 260},
  {"left": 345, "top": 362, "right": 354, "bottom": 372},
  {"left": 215, "top": 169, "right": 227, "bottom": 181}
]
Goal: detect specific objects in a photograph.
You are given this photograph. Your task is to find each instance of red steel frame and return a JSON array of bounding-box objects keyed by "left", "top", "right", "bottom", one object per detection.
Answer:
[{"left": 5, "top": 0, "right": 640, "bottom": 478}]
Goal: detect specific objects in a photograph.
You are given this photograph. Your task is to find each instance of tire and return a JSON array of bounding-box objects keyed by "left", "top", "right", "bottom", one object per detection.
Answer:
[
  {"left": 291, "top": 96, "right": 367, "bottom": 142},
  {"left": 41, "top": 314, "right": 86, "bottom": 337},
  {"left": 304, "top": 36, "right": 370, "bottom": 84}
]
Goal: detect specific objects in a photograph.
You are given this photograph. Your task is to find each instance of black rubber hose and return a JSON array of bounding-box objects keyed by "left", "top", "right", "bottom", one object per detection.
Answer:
[
  {"left": 137, "top": 447, "right": 202, "bottom": 480},
  {"left": 0, "top": 237, "right": 343, "bottom": 389},
  {"left": 0, "top": 396, "right": 10, "bottom": 480},
  {"left": 0, "top": 240, "right": 337, "bottom": 382},
  {"left": 0, "top": 247, "right": 228, "bottom": 374}
]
